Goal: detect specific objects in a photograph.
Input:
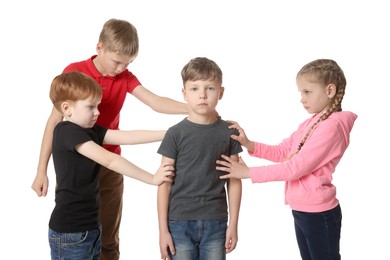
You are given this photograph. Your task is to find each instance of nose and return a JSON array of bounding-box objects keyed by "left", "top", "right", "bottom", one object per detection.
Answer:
[
  {"left": 300, "top": 94, "right": 305, "bottom": 104},
  {"left": 199, "top": 89, "right": 207, "bottom": 99},
  {"left": 115, "top": 64, "right": 127, "bottom": 74},
  {"left": 115, "top": 67, "right": 123, "bottom": 74}
]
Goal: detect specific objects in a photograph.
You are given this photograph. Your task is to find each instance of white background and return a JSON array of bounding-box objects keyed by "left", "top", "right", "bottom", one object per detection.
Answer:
[{"left": 1, "top": 1, "right": 388, "bottom": 259}]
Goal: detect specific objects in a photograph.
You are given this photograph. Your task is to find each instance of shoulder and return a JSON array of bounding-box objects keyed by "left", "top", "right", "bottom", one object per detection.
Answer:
[
  {"left": 92, "top": 124, "right": 108, "bottom": 137},
  {"left": 56, "top": 121, "right": 100, "bottom": 137},
  {"left": 167, "top": 118, "right": 188, "bottom": 132},
  {"left": 53, "top": 122, "right": 87, "bottom": 146},
  {"left": 323, "top": 111, "right": 357, "bottom": 131},
  {"left": 218, "top": 119, "right": 238, "bottom": 134},
  {"left": 219, "top": 118, "right": 230, "bottom": 126},
  {"left": 55, "top": 121, "right": 80, "bottom": 133},
  {"left": 122, "top": 69, "right": 137, "bottom": 78},
  {"left": 63, "top": 57, "right": 91, "bottom": 71},
  {"left": 116, "top": 70, "right": 141, "bottom": 93},
  {"left": 328, "top": 111, "right": 357, "bottom": 122},
  {"left": 92, "top": 124, "right": 107, "bottom": 132}
]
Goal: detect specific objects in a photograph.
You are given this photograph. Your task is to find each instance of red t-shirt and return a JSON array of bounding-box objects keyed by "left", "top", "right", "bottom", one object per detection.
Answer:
[{"left": 63, "top": 55, "right": 141, "bottom": 154}]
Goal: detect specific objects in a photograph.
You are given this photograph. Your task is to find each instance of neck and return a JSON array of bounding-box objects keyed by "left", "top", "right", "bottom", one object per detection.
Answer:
[{"left": 186, "top": 111, "right": 218, "bottom": 125}]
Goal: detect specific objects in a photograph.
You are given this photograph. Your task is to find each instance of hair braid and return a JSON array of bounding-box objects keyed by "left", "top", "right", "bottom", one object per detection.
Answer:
[{"left": 287, "top": 59, "right": 346, "bottom": 160}]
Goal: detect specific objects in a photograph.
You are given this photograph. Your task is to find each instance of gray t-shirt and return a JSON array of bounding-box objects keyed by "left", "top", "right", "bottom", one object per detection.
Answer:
[{"left": 157, "top": 118, "right": 242, "bottom": 220}]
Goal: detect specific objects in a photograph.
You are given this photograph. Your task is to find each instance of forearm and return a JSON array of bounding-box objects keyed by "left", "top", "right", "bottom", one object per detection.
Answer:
[
  {"left": 227, "top": 179, "right": 242, "bottom": 227},
  {"left": 157, "top": 184, "right": 171, "bottom": 233},
  {"left": 36, "top": 134, "right": 52, "bottom": 175},
  {"left": 133, "top": 85, "right": 189, "bottom": 114},
  {"left": 151, "top": 97, "right": 189, "bottom": 114},
  {"left": 244, "top": 141, "right": 255, "bottom": 153},
  {"left": 106, "top": 154, "right": 155, "bottom": 184},
  {"left": 105, "top": 130, "right": 166, "bottom": 145},
  {"left": 37, "top": 109, "right": 62, "bottom": 175}
]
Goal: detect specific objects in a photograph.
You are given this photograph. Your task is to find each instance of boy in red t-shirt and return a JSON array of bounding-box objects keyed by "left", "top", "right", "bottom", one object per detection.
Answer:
[{"left": 32, "top": 18, "right": 188, "bottom": 260}]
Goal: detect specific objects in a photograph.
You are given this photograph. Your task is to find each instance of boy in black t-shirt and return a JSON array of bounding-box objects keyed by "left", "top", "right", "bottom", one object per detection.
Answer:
[{"left": 47, "top": 71, "right": 174, "bottom": 260}]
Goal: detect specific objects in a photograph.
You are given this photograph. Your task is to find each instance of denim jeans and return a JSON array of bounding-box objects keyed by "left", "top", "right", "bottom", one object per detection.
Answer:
[
  {"left": 168, "top": 219, "right": 227, "bottom": 260},
  {"left": 48, "top": 225, "right": 102, "bottom": 260},
  {"left": 292, "top": 204, "right": 342, "bottom": 260}
]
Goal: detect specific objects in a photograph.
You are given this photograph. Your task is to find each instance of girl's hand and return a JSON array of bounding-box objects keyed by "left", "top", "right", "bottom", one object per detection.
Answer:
[
  {"left": 217, "top": 155, "right": 250, "bottom": 179},
  {"left": 226, "top": 120, "right": 253, "bottom": 151}
]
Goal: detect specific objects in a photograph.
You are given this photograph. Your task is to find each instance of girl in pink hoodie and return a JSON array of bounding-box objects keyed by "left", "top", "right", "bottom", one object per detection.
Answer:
[{"left": 217, "top": 59, "right": 357, "bottom": 260}]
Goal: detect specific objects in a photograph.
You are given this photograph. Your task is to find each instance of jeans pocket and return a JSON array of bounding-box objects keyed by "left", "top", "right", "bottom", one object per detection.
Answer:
[
  {"left": 48, "top": 228, "right": 88, "bottom": 245},
  {"left": 64, "top": 231, "right": 88, "bottom": 245}
]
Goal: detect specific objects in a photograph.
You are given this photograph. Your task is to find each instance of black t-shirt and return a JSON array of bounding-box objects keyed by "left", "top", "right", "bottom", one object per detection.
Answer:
[{"left": 49, "top": 121, "right": 107, "bottom": 233}]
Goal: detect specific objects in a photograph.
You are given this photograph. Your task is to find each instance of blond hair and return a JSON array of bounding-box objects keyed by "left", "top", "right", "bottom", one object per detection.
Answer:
[
  {"left": 50, "top": 71, "right": 102, "bottom": 112},
  {"left": 292, "top": 59, "right": 346, "bottom": 156},
  {"left": 99, "top": 18, "right": 139, "bottom": 57}
]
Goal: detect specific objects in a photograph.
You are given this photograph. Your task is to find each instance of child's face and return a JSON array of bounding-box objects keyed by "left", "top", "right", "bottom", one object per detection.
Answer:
[
  {"left": 65, "top": 97, "right": 101, "bottom": 128},
  {"left": 296, "top": 76, "right": 334, "bottom": 114},
  {"left": 96, "top": 47, "right": 135, "bottom": 77},
  {"left": 182, "top": 79, "right": 224, "bottom": 117}
]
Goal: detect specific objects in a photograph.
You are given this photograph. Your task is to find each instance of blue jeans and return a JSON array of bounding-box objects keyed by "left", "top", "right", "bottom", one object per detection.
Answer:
[
  {"left": 48, "top": 225, "right": 102, "bottom": 260},
  {"left": 292, "top": 204, "right": 342, "bottom": 260},
  {"left": 168, "top": 219, "right": 227, "bottom": 260}
]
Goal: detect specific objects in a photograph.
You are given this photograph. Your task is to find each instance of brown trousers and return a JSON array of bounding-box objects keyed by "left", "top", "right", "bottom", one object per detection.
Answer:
[{"left": 98, "top": 166, "right": 124, "bottom": 260}]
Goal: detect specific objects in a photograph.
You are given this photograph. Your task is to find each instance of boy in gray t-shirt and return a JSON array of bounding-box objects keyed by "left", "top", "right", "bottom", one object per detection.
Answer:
[{"left": 157, "top": 57, "right": 242, "bottom": 260}]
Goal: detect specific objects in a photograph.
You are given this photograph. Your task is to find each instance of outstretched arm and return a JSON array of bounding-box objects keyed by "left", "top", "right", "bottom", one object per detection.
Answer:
[
  {"left": 132, "top": 85, "right": 189, "bottom": 114},
  {"left": 104, "top": 129, "right": 166, "bottom": 145},
  {"left": 158, "top": 156, "right": 176, "bottom": 260},
  {"left": 76, "top": 141, "right": 174, "bottom": 185},
  {"left": 31, "top": 107, "right": 63, "bottom": 196}
]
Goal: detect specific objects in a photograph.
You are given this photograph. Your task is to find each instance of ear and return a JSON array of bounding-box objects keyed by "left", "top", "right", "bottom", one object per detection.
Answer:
[
  {"left": 182, "top": 88, "right": 187, "bottom": 102},
  {"left": 96, "top": 43, "right": 104, "bottom": 55},
  {"left": 218, "top": 86, "right": 225, "bottom": 100},
  {"left": 61, "top": 101, "right": 72, "bottom": 117},
  {"left": 326, "top": 84, "right": 336, "bottom": 98}
]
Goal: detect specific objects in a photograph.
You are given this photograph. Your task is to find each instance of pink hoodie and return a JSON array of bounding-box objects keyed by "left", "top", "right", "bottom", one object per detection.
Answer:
[{"left": 249, "top": 111, "right": 357, "bottom": 212}]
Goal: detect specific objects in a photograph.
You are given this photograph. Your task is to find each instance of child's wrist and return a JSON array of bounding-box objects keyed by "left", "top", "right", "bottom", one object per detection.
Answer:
[{"left": 245, "top": 141, "right": 254, "bottom": 152}]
